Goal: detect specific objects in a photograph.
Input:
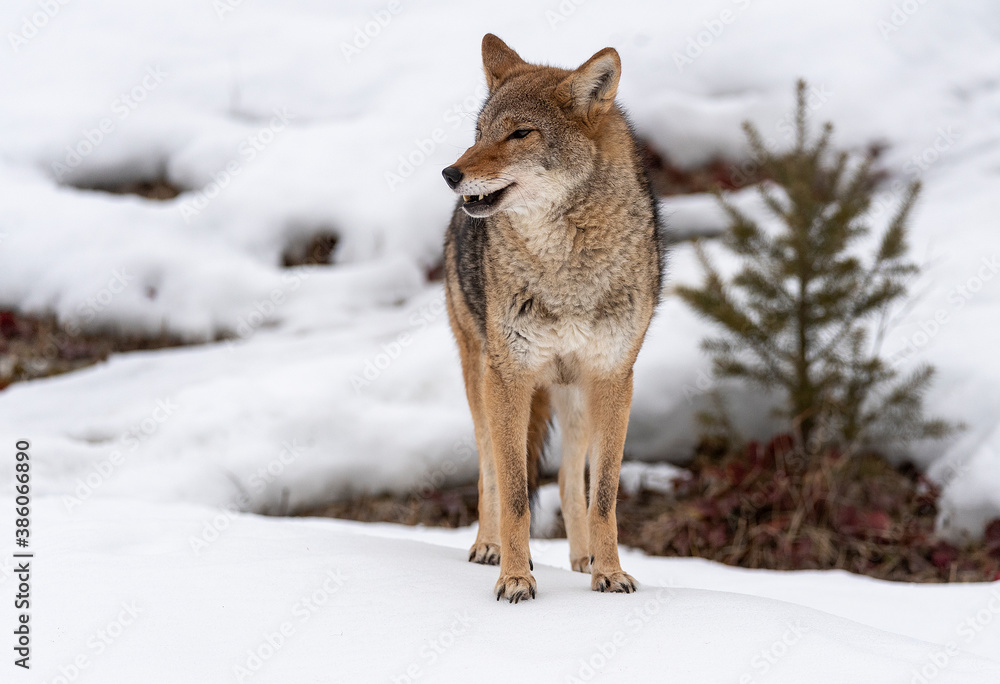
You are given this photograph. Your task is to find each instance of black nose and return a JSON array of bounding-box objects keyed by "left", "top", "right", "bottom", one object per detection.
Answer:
[{"left": 442, "top": 166, "right": 463, "bottom": 189}]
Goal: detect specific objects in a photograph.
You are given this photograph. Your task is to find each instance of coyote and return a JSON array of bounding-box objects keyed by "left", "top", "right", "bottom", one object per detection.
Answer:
[{"left": 442, "top": 34, "right": 663, "bottom": 602}]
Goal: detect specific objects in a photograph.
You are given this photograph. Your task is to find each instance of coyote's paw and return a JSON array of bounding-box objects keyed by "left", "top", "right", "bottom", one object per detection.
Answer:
[
  {"left": 570, "top": 556, "right": 591, "bottom": 573},
  {"left": 592, "top": 570, "right": 637, "bottom": 593},
  {"left": 468, "top": 542, "right": 500, "bottom": 565},
  {"left": 495, "top": 573, "right": 536, "bottom": 603}
]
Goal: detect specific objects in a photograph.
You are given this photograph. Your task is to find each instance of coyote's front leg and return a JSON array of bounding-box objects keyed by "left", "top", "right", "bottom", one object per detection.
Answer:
[
  {"left": 483, "top": 364, "right": 536, "bottom": 603},
  {"left": 586, "top": 370, "right": 637, "bottom": 593},
  {"left": 469, "top": 423, "right": 500, "bottom": 565},
  {"left": 452, "top": 325, "right": 502, "bottom": 566}
]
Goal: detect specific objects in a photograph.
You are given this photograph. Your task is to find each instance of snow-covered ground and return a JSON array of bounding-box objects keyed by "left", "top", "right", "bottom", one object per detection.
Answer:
[
  {"left": 2, "top": 1, "right": 1000, "bottom": 680},
  {"left": 10, "top": 500, "right": 1000, "bottom": 683}
]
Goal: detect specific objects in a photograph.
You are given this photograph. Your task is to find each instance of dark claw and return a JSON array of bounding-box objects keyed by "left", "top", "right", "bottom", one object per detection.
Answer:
[
  {"left": 530, "top": 585, "right": 536, "bottom": 599},
  {"left": 529, "top": 558, "right": 533, "bottom": 571},
  {"left": 590, "top": 555, "right": 595, "bottom": 565},
  {"left": 470, "top": 549, "right": 476, "bottom": 561}
]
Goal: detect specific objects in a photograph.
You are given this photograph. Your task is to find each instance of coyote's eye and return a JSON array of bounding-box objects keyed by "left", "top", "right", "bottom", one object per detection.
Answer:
[{"left": 507, "top": 129, "right": 533, "bottom": 140}]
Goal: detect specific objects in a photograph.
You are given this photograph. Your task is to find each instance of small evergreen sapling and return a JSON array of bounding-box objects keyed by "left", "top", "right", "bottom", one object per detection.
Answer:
[{"left": 677, "top": 80, "right": 955, "bottom": 450}]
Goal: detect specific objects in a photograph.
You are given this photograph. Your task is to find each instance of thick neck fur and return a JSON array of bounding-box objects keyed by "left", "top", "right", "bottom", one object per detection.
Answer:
[{"left": 494, "top": 118, "right": 643, "bottom": 267}]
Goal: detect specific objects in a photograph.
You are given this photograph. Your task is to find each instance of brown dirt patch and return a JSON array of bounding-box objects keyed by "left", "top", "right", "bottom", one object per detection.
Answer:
[{"left": 0, "top": 311, "right": 187, "bottom": 390}]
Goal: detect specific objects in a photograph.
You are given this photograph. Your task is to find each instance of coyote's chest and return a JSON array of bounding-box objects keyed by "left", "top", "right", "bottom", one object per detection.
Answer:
[
  {"left": 498, "top": 256, "right": 639, "bottom": 374},
  {"left": 483, "top": 211, "right": 652, "bottom": 374}
]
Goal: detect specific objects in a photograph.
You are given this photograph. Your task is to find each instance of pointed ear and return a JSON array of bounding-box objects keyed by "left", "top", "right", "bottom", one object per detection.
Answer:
[
  {"left": 482, "top": 33, "right": 526, "bottom": 92},
  {"left": 555, "top": 47, "right": 621, "bottom": 126}
]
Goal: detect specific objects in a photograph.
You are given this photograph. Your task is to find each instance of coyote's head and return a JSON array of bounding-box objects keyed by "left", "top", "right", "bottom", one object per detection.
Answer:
[{"left": 442, "top": 34, "right": 622, "bottom": 219}]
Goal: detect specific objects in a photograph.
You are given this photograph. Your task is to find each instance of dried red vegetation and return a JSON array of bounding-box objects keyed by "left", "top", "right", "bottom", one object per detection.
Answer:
[
  {"left": 637, "top": 139, "right": 762, "bottom": 196},
  {"left": 617, "top": 435, "right": 1000, "bottom": 583},
  {"left": 0, "top": 311, "right": 184, "bottom": 391}
]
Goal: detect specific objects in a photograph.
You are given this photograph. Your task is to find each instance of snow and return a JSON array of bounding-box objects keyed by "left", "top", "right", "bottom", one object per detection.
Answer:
[
  {"left": 13, "top": 499, "right": 1000, "bottom": 683},
  {"left": 619, "top": 461, "right": 685, "bottom": 496},
  {"left": 532, "top": 483, "right": 565, "bottom": 539},
  {"left": 659, "top": 193, "right": 728, "bottom": 242},
  {"left": 2, "top": 0, "right": 1000, "bottom": 678}
]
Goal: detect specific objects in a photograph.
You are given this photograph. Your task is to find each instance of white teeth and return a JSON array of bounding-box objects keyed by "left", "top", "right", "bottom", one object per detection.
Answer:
[
  {"left": 477, "top": 194, "right": 484, "bottom": 200},
  {"left": 463, "top": 195, "right": 471, "bottom": 201}
]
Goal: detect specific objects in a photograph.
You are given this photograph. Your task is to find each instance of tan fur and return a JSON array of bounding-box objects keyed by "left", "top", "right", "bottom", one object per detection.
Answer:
[
  {"left": 443, "top": 34, "right": 662, "bottom": 601},
  {"left": 526, "top": 386, "right": 550, "bottom": 494}
]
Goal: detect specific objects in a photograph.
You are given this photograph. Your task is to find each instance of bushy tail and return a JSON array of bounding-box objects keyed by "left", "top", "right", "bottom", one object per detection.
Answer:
[{"left": 527, "top": 386, "right": 551, "bottom": 495}]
